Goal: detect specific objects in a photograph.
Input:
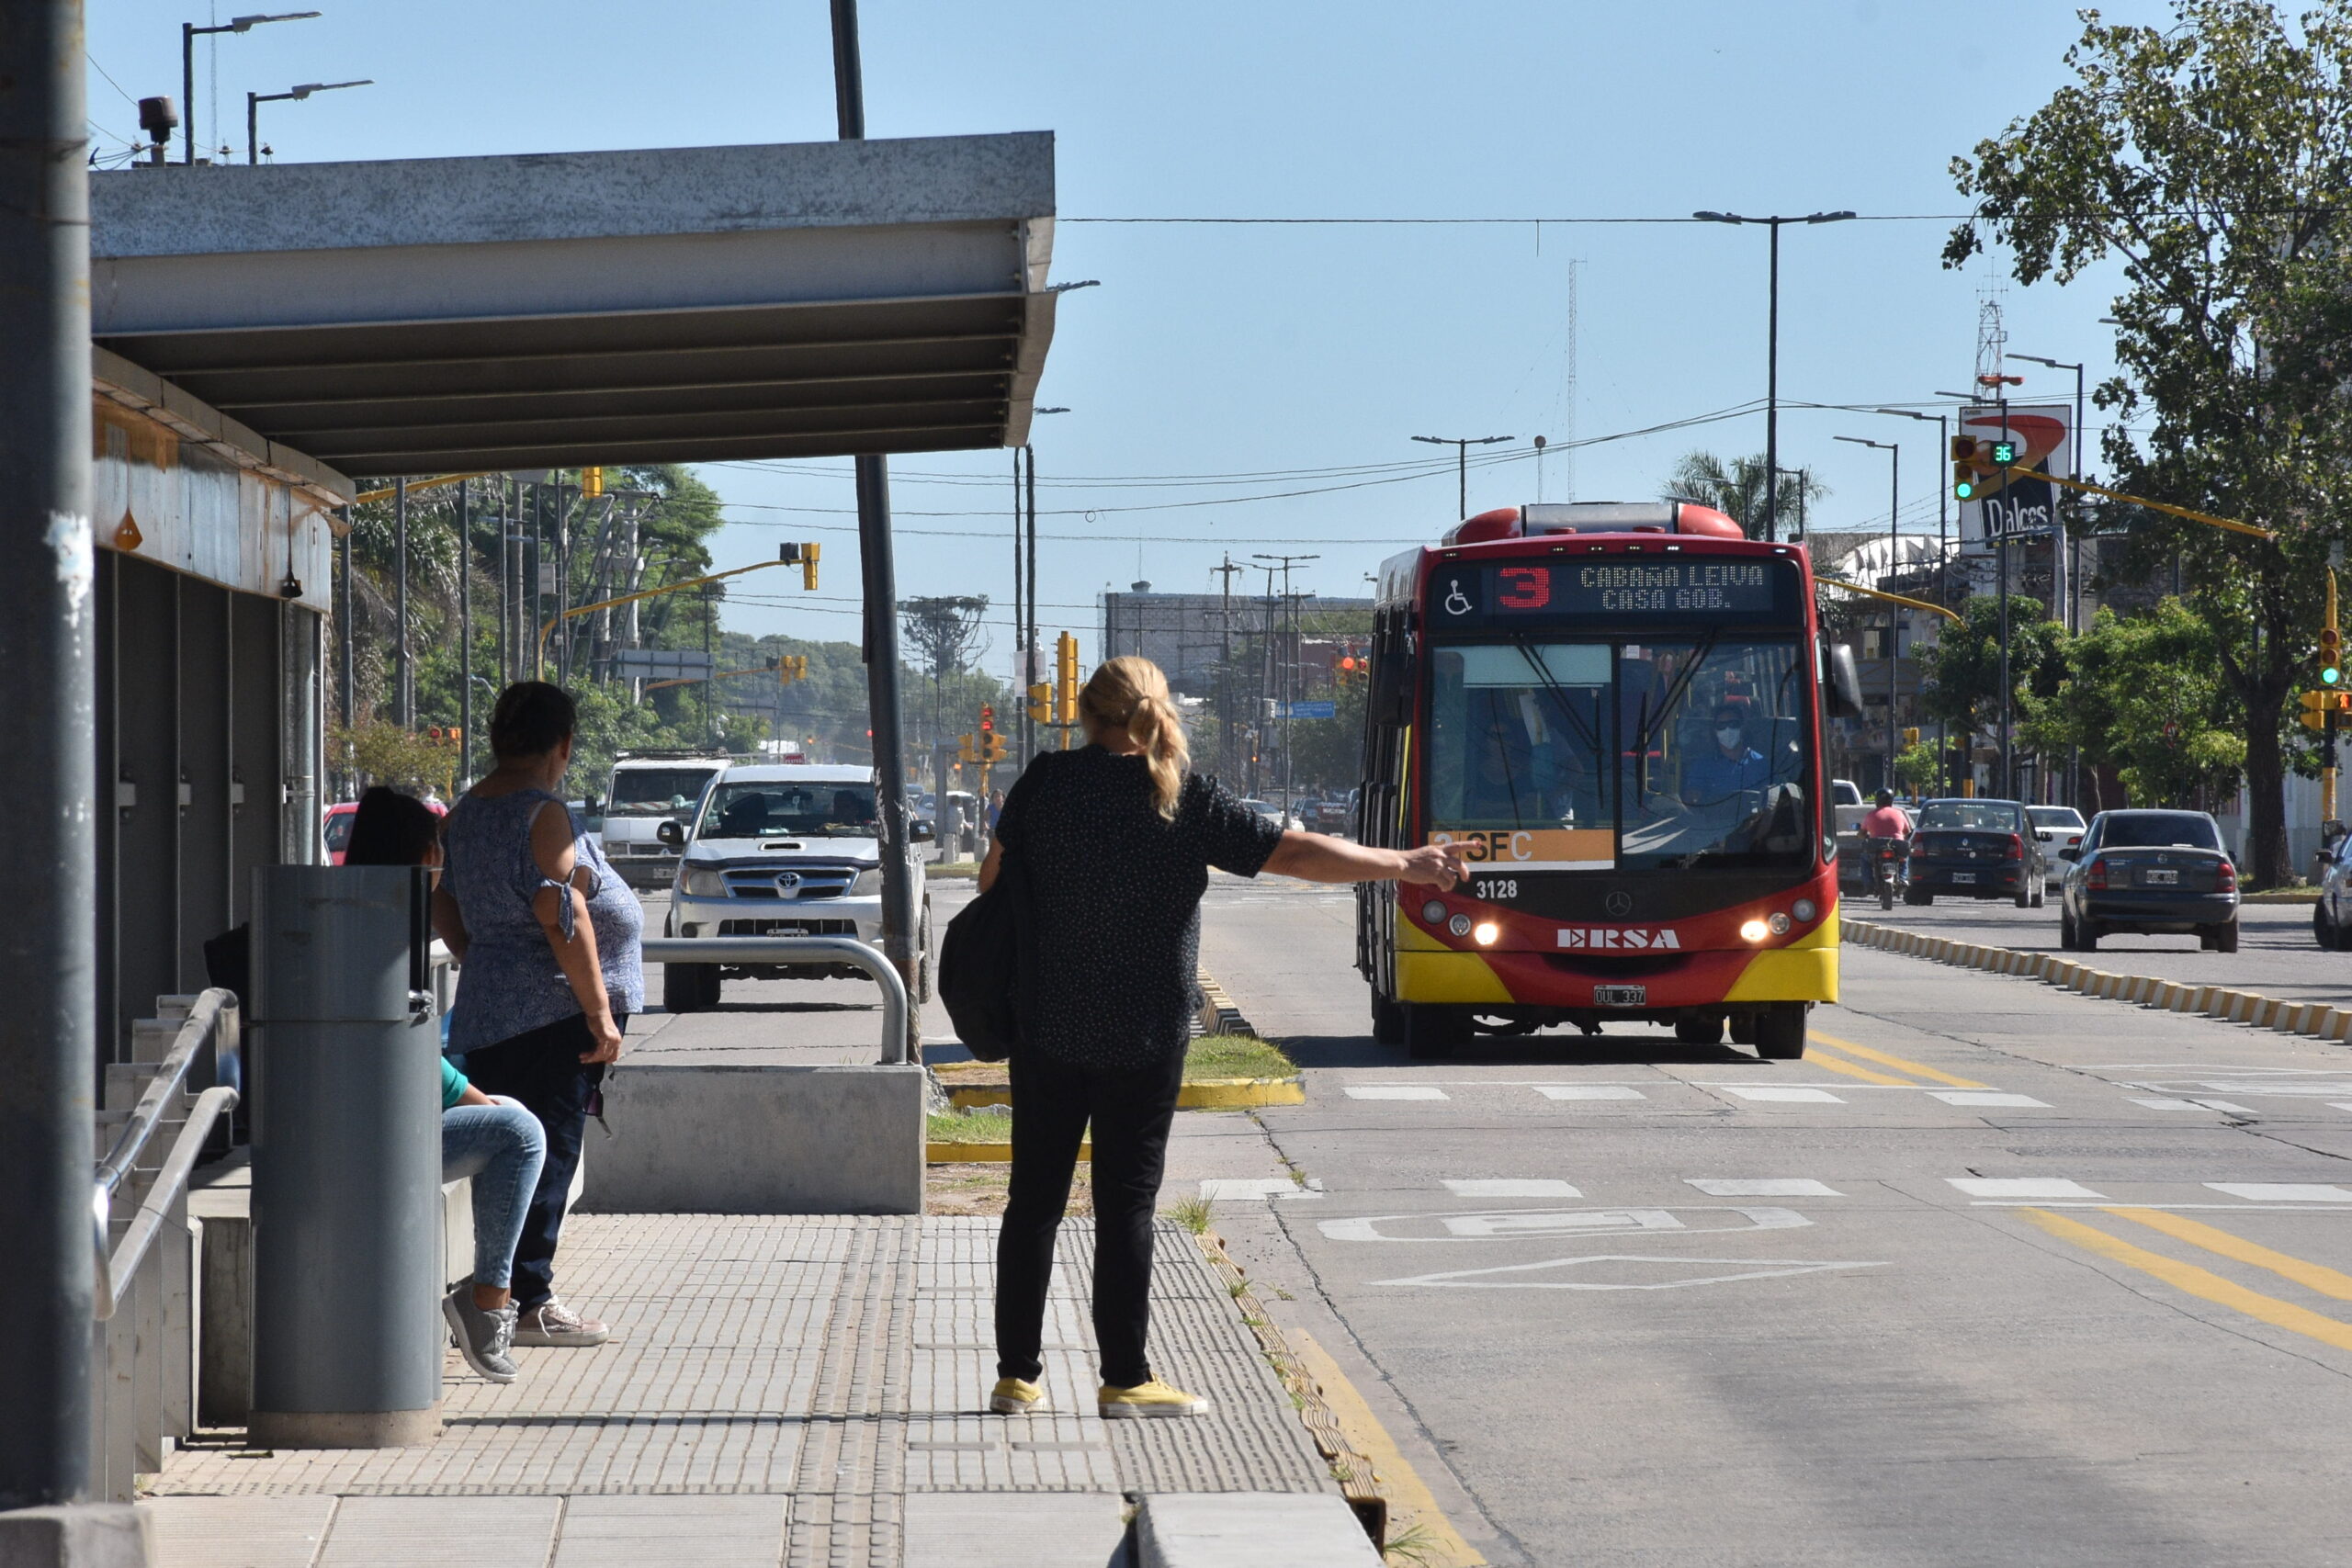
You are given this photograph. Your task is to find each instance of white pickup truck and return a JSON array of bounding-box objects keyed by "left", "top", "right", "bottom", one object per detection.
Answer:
[{"left": 600, "top": 752, "right": 731, "bottom": 889}]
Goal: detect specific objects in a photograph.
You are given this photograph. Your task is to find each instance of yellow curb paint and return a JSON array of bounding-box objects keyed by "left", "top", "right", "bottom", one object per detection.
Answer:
[
  {"left": 2019, "top": 1208, "right": 2352, "bottom": 1355},
  {"left": 2106, "top": 1209, "right": 2352, "bottom": 1303},
  {"left": 1179, "top": 1077, "right": 1307, "bottom": 1110},
  {"left": 946, "top": 1086, "right": 1013, "bottom": 1109},
  {"left": 1805, "top": 1032, "right": 1989, "bottom": 1090},
  {"left": 1291, "top": 1330, "right": 1487, "bottom": 1568}
]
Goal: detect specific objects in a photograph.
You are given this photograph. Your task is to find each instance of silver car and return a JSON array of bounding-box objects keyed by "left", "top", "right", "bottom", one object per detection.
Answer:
[{"left": 2029, "top": 806, "right": 2088, "bottom": 889}]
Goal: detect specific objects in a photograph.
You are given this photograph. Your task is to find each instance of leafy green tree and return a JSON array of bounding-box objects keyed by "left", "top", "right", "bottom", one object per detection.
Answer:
[
  {"left": 1917, "top": 594, "right": 2070, "bottom": 786},
  {"left": 1893, "top": 739, "right": 1941, "bottom": 797},
  {"left": 1945, "top": 0, "right": 2352, "bottom": 883},
  {"left": 2029, "top": 600, "right": 2245, "bottom": 809},
  {"left": 1661, "top": 452, "right": 1828, "bottom": 536}
]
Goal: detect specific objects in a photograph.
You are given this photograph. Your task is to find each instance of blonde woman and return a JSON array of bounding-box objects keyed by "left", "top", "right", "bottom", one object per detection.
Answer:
[{"left": 980, "top": 656, "right": 1464, "bottom": 1419}]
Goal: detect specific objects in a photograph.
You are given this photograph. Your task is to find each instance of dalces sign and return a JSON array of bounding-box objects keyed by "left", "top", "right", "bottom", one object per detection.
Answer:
[{"left": 1958, "top": 404, "right": 2071, "bottom": 553}]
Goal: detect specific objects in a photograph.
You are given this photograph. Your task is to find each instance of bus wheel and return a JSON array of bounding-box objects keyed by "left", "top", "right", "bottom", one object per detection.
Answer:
[
  {"left": 1371, "top": 991, "right": 1405, "bottom": 1045},
  {"left": 1401, "top": 1004, "right": 1465, "bottom": 1060},
  {"left": 1753, "top": 1004, "right": 1806, "bottom": 1060},
  {"left": 1674, "top": 1014, "right": 1724, "bottom": 1044}
]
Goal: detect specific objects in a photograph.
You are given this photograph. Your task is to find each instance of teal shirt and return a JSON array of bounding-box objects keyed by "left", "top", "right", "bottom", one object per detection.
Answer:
[{"left": 439, "top": 1056, "right": 469, "bottom": 1111}]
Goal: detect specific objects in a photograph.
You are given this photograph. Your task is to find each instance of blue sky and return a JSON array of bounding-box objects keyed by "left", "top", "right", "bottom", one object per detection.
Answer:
[{"left": 87, "top": 0, "right": 2170, "bottom": 680}]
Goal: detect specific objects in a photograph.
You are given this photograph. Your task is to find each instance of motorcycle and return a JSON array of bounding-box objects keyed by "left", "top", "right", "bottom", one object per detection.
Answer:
[{"left": 1867, "top": 835, "right": 1907, "bottom": 911}]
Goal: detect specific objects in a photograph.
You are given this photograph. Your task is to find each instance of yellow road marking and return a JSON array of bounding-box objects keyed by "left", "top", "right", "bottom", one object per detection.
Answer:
[
  {"left": 1291, "top": 1329, "right": 1487, "bottom": 1567},
  {"left": 2020, "top": 1208, "right": 2352, "bottom": 1354},
  {"left": 1800, "top": 1049, "right": 1916, "bottom": 1088},
  {"left": 1807, "top": 1030, "right": 1989, "bottom": 1089},
  {"left": 2103, "top": 1208, "right": 2352, "bottom": 1303}
]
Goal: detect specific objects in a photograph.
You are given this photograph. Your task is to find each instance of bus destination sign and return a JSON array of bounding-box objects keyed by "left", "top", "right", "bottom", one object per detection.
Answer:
[{"left": 1430, "top": 558, "right": 1789, "bottom": 626}]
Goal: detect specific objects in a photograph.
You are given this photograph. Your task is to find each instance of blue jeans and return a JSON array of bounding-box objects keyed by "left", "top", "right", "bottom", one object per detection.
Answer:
[{"left": 442, "top": 1096, "right": 546, "bottom": 1292}]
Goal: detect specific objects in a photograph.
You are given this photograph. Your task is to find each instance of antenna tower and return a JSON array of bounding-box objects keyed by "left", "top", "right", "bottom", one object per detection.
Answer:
[{"left": 1562, "top": 258, "right": 1582, "bottom": 502}]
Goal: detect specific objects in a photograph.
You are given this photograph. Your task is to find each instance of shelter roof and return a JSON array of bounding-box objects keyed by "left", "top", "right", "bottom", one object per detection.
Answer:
[{"left": 89, "top": 133, "right": 1057, "bottom": 476}]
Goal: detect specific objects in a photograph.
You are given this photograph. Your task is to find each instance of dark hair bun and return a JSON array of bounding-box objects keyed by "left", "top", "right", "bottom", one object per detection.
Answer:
[{"left": 489, "top": 681, "right": 577, "bottom": 761}]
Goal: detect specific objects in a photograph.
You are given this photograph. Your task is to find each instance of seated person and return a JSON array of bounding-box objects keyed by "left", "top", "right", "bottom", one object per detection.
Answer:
[
  {"left": 1680, "top": 705, "right": 1772, "bottom": 807},
  {"left": 345, "top": 786, "right": 547, "bottom": 1386},
  {"left": 717, "top": 793, "right": 770, "bottom": 837},
  {"left": 1860, "top": 789, "right": 1913, "bottom": 840}
]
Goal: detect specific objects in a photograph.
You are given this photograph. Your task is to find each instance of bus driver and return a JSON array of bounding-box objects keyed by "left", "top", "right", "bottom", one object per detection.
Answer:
[{"left": 1681, "top": 704, "right": 1771, "bottom": 807}]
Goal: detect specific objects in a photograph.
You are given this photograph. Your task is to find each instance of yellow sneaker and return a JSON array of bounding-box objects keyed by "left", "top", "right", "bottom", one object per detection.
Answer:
[
  {"left": 1097, "top": 1379, "right": 1210, "bottom": 1418},
  {"left": 989, "top": 1377, "right": 1045, "bottom": 1415}
]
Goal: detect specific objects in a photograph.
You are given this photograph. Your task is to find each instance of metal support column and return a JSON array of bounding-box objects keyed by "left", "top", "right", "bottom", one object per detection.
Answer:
[
  {"left": 835, "top": 0, "right": 921, "bottom": 1048},
  {"left": 458, "top": 479, "right": 473, "bottom": 784},
  {"left": 0, "top": 0, "right": 96, "bottom": 1506},
  {"left": 394, "top": 477, "right": 411, "bottom": 726}
]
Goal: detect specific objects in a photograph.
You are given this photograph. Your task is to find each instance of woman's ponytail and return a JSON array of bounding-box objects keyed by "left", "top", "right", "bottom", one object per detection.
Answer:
[{"left": 1079, "top": 656, "right": 1192, "bottom": 818}]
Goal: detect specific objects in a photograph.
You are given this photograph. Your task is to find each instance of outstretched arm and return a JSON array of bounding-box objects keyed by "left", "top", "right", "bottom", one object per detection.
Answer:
[{"left": 1261, "top": 831, "right": 1465, "bottom": 889}]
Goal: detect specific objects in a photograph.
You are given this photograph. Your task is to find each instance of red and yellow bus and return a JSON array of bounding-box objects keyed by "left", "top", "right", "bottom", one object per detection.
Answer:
[{"left": 1354, "top": 501, "right": 1859, "bottom": 1059}]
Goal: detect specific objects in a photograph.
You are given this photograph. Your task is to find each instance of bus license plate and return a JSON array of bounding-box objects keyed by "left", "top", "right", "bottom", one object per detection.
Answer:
[
  {"left": 1951, "top": 872, "right": 1977, "bottom": 885},
  {"left": 1594, "top": 985, "right": 1646, "bottom": 1007}
]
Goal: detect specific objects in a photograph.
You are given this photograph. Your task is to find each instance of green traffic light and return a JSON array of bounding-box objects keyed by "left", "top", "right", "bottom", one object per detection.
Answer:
[
  {"left": 1953, "top": 478, "right": 1977, "bottom": 500},
  {"left": 2327, "top": 666, "right": 2343, "bottom": 685}
]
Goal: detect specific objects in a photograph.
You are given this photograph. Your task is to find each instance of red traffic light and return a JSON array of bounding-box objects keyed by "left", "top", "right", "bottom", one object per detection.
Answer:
[{"left": 979, "top": 704, "right": 996, "bottom": 732}]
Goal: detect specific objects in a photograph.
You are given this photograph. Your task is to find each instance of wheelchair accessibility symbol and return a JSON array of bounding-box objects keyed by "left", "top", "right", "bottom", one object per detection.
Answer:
[{"left": 1442, "top": 578, "right": 1473, "bottom": 616}]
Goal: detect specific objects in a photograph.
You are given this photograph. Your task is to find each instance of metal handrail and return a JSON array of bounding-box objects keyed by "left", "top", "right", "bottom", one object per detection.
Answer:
[
  {"left": 92, "top": 987, "right": 239, "bottom": 1321},
  {"left": 640, "top": 936, "right": 910, "bottom": 1064}
]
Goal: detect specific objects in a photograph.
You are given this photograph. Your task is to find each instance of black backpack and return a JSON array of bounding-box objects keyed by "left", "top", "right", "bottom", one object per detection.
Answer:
[{"left": 936, "top": 844, "right": 1033, "bottom": 1063}]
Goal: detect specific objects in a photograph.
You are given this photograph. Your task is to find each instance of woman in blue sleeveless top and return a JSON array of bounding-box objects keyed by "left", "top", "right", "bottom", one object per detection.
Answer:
[{"left": 435, "top": 682, "right": 642, "bottom": 1349}]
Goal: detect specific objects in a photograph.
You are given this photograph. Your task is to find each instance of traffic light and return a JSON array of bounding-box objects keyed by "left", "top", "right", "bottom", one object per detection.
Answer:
[
  {"left": 582, "top": 467, "right": 605, "bottom": 498},
  {"left": 978, "top": 703, "right": 996, "bottom": 739},
  {"left": 1951, "top": 435, "right": 1980, "bottom": 501},
  {"left": 2300, "top": 690, "right": 2352, "bottom": 730},
  {"left": 958, "top": 733, "right": 977, "bottom": 763},
  {"left": 1902, "top": 727, "right": 1920, "bottom": 747},
  {"left": 1988, "top": 438, "right": 2019, "bottom": 467},
  {"left": 778, "top": 541, "right": 820, "bottom": 590},
  {"left": 1055, "top": 632, "right": 1080, "bottom": 725},
  {"left": 775, "top": 654, "right": 808, "bottom": 682},
  {"left": 2322, "top": 626, "right": 2342, "bottom": 687},
  {"left": 982, "top": 732, "right": 1008, "bottom": 764},
  {"left": 1026, "top": 682, "right": 1051, "bottom": 724}
]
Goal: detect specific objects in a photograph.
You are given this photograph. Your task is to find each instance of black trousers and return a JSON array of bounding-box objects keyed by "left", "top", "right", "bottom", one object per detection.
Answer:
[
  {"left": 995, "top": 1045, "right": 1186, "bottom": 1389},
  {"left": 458, "top": 1010, "right": 615, "bottom": 1310}
]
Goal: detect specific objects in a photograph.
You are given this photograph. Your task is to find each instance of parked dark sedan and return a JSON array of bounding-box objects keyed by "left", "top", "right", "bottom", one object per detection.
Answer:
[
  {"left": 2059, "top": 808, "right": 2238, "bottom": 952},
  {"left": 1903, "top": 798, "right": 2046, "bottom": 908}
]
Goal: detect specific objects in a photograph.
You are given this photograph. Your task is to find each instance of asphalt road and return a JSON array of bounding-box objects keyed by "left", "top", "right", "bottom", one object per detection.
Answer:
[
  {"left": 1190, "top": 877, "right": 2352, "bottom": 1567},
  {"left": 1855, "top": 893, "right": 2352, "bottom": 1009}
]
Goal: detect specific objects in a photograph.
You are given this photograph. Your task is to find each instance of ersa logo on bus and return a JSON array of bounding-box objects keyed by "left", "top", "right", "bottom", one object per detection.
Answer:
[{"left": 1556, "top": 926, "right": 1682, "bottom": 951}]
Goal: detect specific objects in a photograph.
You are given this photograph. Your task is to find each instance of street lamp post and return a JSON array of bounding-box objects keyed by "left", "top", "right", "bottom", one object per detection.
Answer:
[
  {"left": 1836, "top": 434, "right": 1903, "bottom": 792},
  {"left": 182, "top": 11, "right": 320, "bottom": 164},
  {"left": 247, "top": 78, "right": 370, "bottom": 164},
  {"left": 2007, "top": 353, "right": 2086, "bottom": 636},
  {"left": 1877, "top": 407, "right": 1951, "bottom": 795},
  {"left": 1411, "top": 434, "right": 1513, "bottom": 520},
  {"left": 1693, "top": 209, "right": 1857, "bottom": 541}
]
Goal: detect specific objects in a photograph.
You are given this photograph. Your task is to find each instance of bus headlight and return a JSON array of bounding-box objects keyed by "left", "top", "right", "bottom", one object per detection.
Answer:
[
  {"left": 1422, "top": 899, "right": 1448, "bottom": 925},
  {"left": 1447, "top": 914, "right": 1473, "bottom": 938},
  {"left": 1792, "top": 898, "right": 1818, "bottom": 923},
  {"left": 1738, "top": 919, "right": 1770, "bottom": 942},
  {"left": 1472, "top": 920, "right": 1500, "bottom": 946},
  {"left": 1768, "top": 912, "right": 1792, "bottom": 935},
  {"left": 681, "top": 867, "right": 728, "bottom": 898}
]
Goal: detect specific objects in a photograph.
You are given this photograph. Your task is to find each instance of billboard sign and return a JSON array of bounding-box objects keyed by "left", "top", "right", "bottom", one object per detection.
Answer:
[
  {"left": 1282, "top": 700, "right": 1338, "bottom": 720},
  {"left": 1958, "top": 403, "right": 2070, "bottom": 554},
  {"left": 613, "top": 649, "right": 715, "bottom": 681}
]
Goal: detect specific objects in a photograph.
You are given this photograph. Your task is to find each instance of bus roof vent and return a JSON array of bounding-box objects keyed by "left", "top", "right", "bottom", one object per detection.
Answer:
[{"left": 1521, "top": 501, "right": 1745, "bottom": 538}]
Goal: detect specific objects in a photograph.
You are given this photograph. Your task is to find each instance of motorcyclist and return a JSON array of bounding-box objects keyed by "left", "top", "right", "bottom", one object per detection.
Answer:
[{"left": 1860, "top": 789, "right": 1912, "bottom": 841}]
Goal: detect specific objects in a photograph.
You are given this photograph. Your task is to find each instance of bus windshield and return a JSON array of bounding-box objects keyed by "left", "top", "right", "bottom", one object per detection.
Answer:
[{"left": 1427, "top": 637, "right": 1811, "bottom": 870}]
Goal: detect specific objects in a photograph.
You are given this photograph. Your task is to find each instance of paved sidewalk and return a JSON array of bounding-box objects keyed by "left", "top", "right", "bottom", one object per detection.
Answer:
[{"left": 143, "top": 1215, "right": 1334, "bottom": 1567}]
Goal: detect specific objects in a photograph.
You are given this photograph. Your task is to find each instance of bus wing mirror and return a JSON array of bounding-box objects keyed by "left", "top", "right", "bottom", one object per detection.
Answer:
[{"left": 1825, "top": 643, "right": 1865, "bottom": 719}]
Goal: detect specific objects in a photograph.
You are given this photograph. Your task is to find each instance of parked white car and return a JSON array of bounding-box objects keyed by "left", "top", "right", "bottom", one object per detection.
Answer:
[
  {"left": 1238, "top": 797, "right": 1306, "bottom": 833},
  {"left": 2029, "top": 805, "right": 2088, "bottom": 888},
  {"left": 658, "top": 763, "right": 931, "bottom": 1012}
]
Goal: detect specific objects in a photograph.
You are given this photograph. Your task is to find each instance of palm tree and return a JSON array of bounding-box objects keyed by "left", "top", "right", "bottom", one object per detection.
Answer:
[{"left": 1662, "top": 451, "right": 1827, "bottom": 536}]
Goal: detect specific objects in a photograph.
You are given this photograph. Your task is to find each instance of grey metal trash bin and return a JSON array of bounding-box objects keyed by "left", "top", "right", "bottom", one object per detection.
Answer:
[{"left": 247, "top": 864, "right": 444, "bottom": 1448}]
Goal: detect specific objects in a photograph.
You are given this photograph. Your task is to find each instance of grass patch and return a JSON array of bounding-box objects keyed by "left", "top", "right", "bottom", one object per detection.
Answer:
[
  {"left": 925, "top": 861, "right": 980, "bottom": 878},
  {"left": 1167, "top": 1196, "right": 1213, "bottom": 1235},
  {"left": 1185, "top": 1032, "right": 1297, "bottom": 1081},
  {"left": 926, "top": 1108, "right": 1013, "bottom": 1144}
]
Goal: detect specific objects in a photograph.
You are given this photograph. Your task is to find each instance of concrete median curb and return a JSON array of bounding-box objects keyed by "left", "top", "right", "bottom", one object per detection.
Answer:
[{"left": 1841, "top": 917, "right": 2352, "bottom": 1043}]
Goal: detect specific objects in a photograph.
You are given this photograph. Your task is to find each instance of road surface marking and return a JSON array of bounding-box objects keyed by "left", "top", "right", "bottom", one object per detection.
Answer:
[
  {"left": 1803, "top": 1051, "right": 1916, "bottom": 1088},
  {"left": 2130, "top": 1097, "right": 2206, "bottom": 1111},
  {"left": 1806, "top": 1031, "right": 1990, "bottom": 1089},
  {"left": 1346, "top": 1086, "right": 1451, "bottom": 1100},
  {"left": 2019, "top": 1207, "right": 2352, "bottom": 1355},
  {"left": 1442, "top": 1179, "right": 1582, "bottom": 1198},
  {"left": 1929, "top": 1090, "right": 2052, "bottom": 1108},
  {"left": 1685, "top": 1179, "right": 1844, "bottom": 1197},
  {"left": 1290, "top": 1331, "right": 1487, "bottom": 1567},
  {"left": 1532, "top": 1085, "right": 1646, "bottom": 1101},
  {"left": 2203, "top": 1183, "right": 2352, "bottom": 1202},
  {"left": 2104, "top": 1209, "right": 2352, "bottom": 1302},
  {"left": 1720, "top": 1086, "right": 1845, "bottom": 1104},
  {"left": 1318, "top": 1206, "right": 1808, "bottom": 1242},
  {"left": 2191, "top": 1100, "right": 2261, "bottom": 1116},
  {"left": 1373, "top": 1254, "right": 1883, "bottom": 1291},
  {"left": 1199, "top": 1179, "right": 1321, "bottom": 1201},
  {"left": 1948, "top": 1178, "right": 2107, "bottom": 1199}
]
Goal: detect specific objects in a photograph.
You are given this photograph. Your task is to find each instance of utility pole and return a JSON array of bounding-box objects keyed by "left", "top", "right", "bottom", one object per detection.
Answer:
[
  {"left": 0, "top": 0, "right": 96, "bottom": 1506},
  {"left": 458, "top": 479, "right": 473, "bottom": 785},
  {"left": 1412, "top": 434, "right": 1513, "bottom": 519},
  {"left": 337, "top": 508, "right": 355, "bottom": 727},
  {"left": 1254, "top": 553, "right": 1318, "bottom": 818},
  {"left": 1011, "top": 449, "right": 1026, "bottom": 761},
  {"left": 832, "top": 0, "right": 921, "bottom": 1044},
  {"left": 1025, "top": 444, "right": 1040, "bottom": 763},
  {"left": 1213, "top": 555, "right": 1244, "bottom": 779},
  {"left": 395, "top": 477, "right": 412, "bottom": 725}
]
